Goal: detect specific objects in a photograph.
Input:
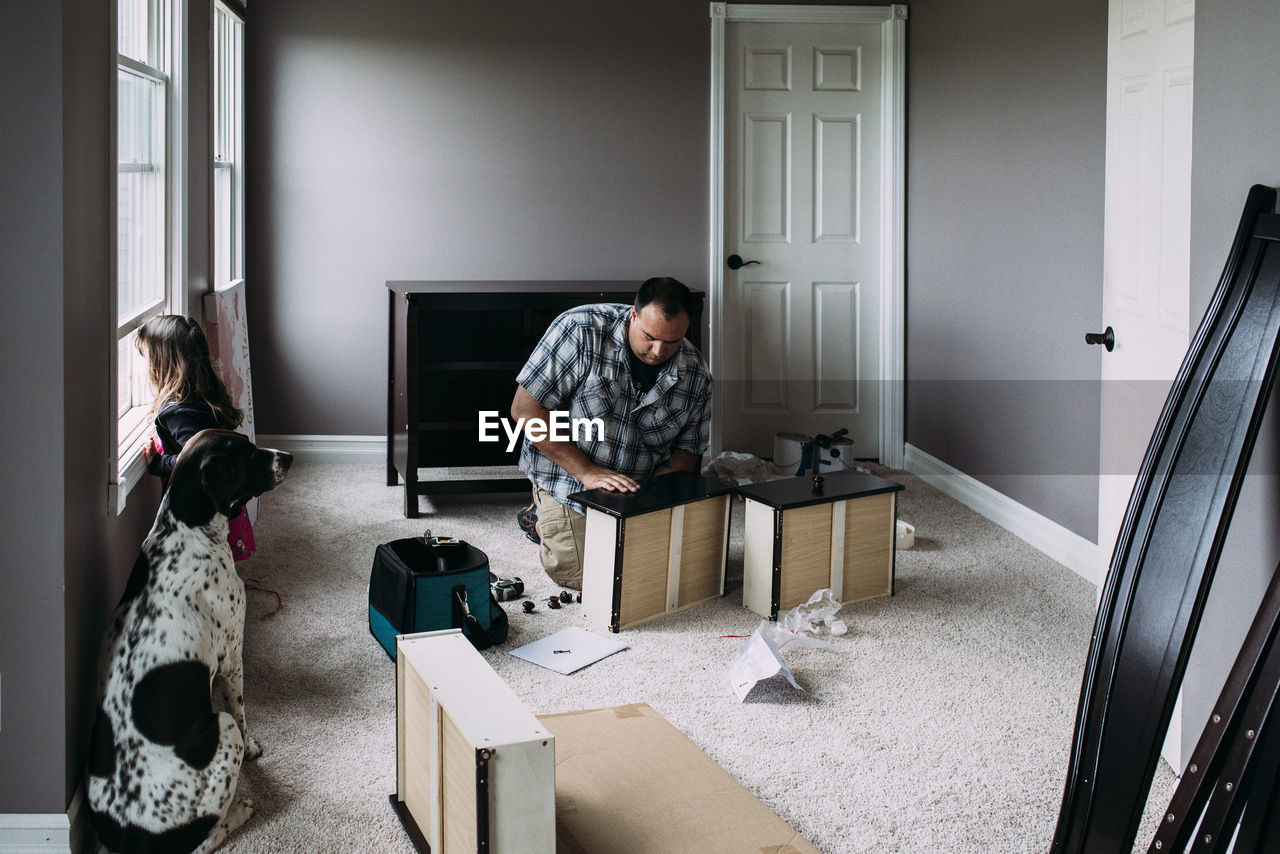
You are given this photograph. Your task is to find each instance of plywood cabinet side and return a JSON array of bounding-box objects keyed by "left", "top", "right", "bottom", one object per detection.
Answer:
[
  {"left": 742, "top": 498, "right": 778, "bottom": 618},
  {"left": 581, "top": 508, "right": 622, "bottom": 631},
  {"left": 779, "top": 502, "right": 836, "bottom": 613},
  {"left": 441, "top": 708, "right": 478, "bottom": 854},
  {"left": 618, "top": 509, "right": 672, "bottom": 627},
  {"left": 842, "top": 491, "right": 896, "bottom": 603},
  {"left": 677, "top": 494, "right": 731, "bottom": 606},
  {"left": 402, "top": 661, "right": 437, "bottom": 850}
]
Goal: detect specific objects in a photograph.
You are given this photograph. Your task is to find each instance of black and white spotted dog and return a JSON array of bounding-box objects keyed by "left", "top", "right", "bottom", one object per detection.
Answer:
[{"left": 88, "top": 430, "right": 292, "bottom": 854}]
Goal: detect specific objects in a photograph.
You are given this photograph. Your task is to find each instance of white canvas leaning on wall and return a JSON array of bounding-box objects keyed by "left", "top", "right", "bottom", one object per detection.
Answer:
[{"left": 204, "top": 279, "right": 258, "bottom": 520}]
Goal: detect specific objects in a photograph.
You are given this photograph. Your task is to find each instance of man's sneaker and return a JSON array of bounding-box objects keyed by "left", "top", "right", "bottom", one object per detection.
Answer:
[{"left": 517, "top": 503, "right": 540, "bottom": 544}]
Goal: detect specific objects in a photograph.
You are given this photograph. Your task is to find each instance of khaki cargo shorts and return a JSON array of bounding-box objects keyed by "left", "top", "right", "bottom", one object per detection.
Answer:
[{"left": 532, "top": 484, "right": 586, "bottom": 590}]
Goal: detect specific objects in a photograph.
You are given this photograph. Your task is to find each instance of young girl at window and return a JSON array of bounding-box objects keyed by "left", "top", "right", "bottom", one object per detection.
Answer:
[{"left": 137, "top": 314, "right": 255, "bottom": 561}]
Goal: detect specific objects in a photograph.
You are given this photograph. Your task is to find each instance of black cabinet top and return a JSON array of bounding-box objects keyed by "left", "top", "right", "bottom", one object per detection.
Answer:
[
  {"left": 735, "top": 471, "right": 903, "bottom": 510},
  {"left": 389, "top": 280, "right": 705, "bottom": 297},
  {"left": 569, "top": 471, "right": 732, "bottom": 518}
]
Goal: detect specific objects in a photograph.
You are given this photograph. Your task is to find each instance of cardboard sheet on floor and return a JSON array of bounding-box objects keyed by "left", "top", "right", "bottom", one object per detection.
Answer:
[{"left": 538, "top": 703, "right": 817, "bottom": 854}]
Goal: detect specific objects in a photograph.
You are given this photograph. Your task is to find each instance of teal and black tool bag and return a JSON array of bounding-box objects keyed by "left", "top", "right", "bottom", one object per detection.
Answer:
[{"left": 368, "top": 532, "right": 509, "bottom": 660}]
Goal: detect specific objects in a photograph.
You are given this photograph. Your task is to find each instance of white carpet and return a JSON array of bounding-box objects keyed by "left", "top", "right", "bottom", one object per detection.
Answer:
[{"left": 217, "top": 462, "right": 1176, "bottom": 853}]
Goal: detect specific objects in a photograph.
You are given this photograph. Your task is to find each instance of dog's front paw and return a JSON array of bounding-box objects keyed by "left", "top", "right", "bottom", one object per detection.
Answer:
[
  {"left": 226, "top": 798, "right": 254, "bottom": 832},
  {"left": 244, "top": 737, "right": 263, "bottom": 761}
]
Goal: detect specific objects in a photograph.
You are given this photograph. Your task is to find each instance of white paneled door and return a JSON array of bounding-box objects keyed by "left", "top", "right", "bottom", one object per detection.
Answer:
[
  {"left": 1097, "top": 0, "right": 1194, "bottom": 770},
  {"left": 719, "top": 14, "right": 887, "bottom": 461},
  {"left": 1097, "top": 1, "right": 1194, "bottom": 578}
]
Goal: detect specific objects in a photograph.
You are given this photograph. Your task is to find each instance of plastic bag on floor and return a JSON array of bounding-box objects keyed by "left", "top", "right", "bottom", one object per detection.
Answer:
[
  {"left": 703, "top": 451, "right": 794, "bottom": 486},
  {"left": 771, "top": 588, "right": 847, "bottom": 646}
]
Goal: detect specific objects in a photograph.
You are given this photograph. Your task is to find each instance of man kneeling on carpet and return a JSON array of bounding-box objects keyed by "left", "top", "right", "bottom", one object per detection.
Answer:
[{"left": 512, "top": 277, "right": 712, "bottom": 589}]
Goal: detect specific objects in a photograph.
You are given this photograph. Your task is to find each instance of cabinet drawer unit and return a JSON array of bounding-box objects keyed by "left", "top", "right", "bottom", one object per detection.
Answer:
[
  {"left": 736, "top": 472, "right": 904, "bottom": 620},
  {"left": 393, "top": 630, "right": 555, "bottom": 854},
  {"left": 573, "top": 473, "right": 732, "bottom": 633}
]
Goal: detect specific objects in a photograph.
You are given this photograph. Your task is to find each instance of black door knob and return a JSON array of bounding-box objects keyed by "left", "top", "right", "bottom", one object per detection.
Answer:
[
  {"left": 726, "top": 254, "right": 760, "bottom": 270},
  {"left": 1085, "top": 326, "right": 1115, "bottom": 352}
]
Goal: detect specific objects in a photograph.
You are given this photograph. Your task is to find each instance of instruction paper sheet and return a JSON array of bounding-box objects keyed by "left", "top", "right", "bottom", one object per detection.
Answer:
[
  {"left": 509, "top": 626, "right": 628, "bottom": 675},
  {"left": 727, "top": 623, "right": 805, "bottom": 701}
]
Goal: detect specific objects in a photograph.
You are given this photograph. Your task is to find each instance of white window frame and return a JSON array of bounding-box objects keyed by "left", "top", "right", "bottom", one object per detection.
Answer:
[
  {"left": 214, "top": 0, "right": 245, "bottom": 291},
  {"left": 111, "top": 0, "right": 187, "bottom": 514}
]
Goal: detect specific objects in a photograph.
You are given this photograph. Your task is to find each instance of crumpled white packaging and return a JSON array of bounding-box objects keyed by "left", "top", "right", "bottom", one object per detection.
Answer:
[
  {"left": 772, "top": 588, "right": 846, "bottom": 646},
  {"left": 726, "top": 589, "right": 849, "bottom": 700}
]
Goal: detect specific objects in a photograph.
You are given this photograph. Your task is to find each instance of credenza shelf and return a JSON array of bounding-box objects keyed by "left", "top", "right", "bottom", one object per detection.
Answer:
[{"left": 386, "top": 281, "right": 704, "bottom": 518}]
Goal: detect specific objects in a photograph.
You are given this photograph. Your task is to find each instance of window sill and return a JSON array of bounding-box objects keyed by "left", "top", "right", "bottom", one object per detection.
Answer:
[
  {"left": 111, "top": 446, "right": 149, "bottom": 516},
  {"left": 111, "top": 407, "right": 152, "bottom": 516}
]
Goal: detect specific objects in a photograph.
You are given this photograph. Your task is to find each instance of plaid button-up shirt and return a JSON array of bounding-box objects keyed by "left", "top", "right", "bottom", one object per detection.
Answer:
[{"left": 517, "top": 303, "right": 712, "bottom": 513}]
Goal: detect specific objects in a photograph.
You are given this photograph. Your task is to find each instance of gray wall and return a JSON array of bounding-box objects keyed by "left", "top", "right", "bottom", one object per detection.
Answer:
[
  {"left": 1, "top": 0, "right": 69, "bottom": 814},
  {"left": 249, "top": 0, "right": 1109, "bottom": 543},
  {"left": 247, "top": 0, "right": 713, "bottom": 435},
  {"left": 1179, "top": 0, "right": 1280, "bottom": 765},
  {"left": 0, "top": 0, "right": 217, "bottom": 823},
  {"left": 905, "top": 0, "right": 1107, "bottom": 541}
]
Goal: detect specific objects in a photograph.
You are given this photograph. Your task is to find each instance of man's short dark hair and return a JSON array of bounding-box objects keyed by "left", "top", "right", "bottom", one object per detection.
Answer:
[{"left": 635, "top": 277, "right": 694, "bottom": 320}]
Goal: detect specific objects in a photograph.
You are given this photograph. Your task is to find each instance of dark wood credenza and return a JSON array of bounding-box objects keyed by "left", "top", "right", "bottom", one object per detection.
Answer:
[{"left": 386, "top": 281, "right": 705, "bottom": 518}]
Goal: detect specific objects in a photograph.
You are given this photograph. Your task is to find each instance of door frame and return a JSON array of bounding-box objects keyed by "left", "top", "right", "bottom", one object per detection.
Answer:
[
  {"left": 708, "top": 3, "right": 907, "bottom": 467},
  {"left": 1096, "top": 0, "right": 1195, "bottom": 774}
]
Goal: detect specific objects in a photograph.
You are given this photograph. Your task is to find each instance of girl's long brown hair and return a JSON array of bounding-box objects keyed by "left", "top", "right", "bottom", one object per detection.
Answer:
[{"left": 136, "top": 315, "right": 244, "bottom": 429}]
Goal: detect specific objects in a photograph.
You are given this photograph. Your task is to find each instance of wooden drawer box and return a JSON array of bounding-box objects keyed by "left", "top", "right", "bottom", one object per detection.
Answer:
[
  {"left": 393, "top": 630, "right": 555, "bottom": 854},
  {"left": 572, "top": 473, "right": 732, "bottom": 633},
  {"left": 736, "top": 472, "right": 904, "bottom": 619}
]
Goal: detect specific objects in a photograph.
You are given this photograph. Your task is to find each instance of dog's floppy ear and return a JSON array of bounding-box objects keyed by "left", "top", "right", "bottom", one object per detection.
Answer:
[{"left": 199, "top": 451, "right": 243, "bottom": 518}]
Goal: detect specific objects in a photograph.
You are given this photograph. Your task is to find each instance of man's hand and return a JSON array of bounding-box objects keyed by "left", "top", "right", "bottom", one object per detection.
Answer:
[
  {"left": 512, "top": 385, "right": 639, "bottom": 491},
  {"left": 578, "top": 466, "right": 640, "bottom": 492}
]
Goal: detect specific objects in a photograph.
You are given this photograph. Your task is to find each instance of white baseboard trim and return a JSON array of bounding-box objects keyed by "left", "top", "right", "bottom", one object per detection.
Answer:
[
  {"left": 1, "top": 783, "right": 106, "bottom": 853},
  {"left": 903, "top": 443, "right": 1101, "bottom": 587},
  {"left": 256, "top": 434, "right": 385, "bottom": 464},
  {"left": 0, "top": 810, "right": 71, "bottom": 853},
  {"left": 69, "top": 779, "right": 93, "bottom": 854}
]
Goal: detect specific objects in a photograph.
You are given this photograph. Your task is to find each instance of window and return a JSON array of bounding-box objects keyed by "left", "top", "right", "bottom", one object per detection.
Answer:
[
  {"left": 214, "top": 1, "right": 244, "bottom": 289},
  {"left": 113, "top": 0, "right": 180, "bottom": 512}
]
